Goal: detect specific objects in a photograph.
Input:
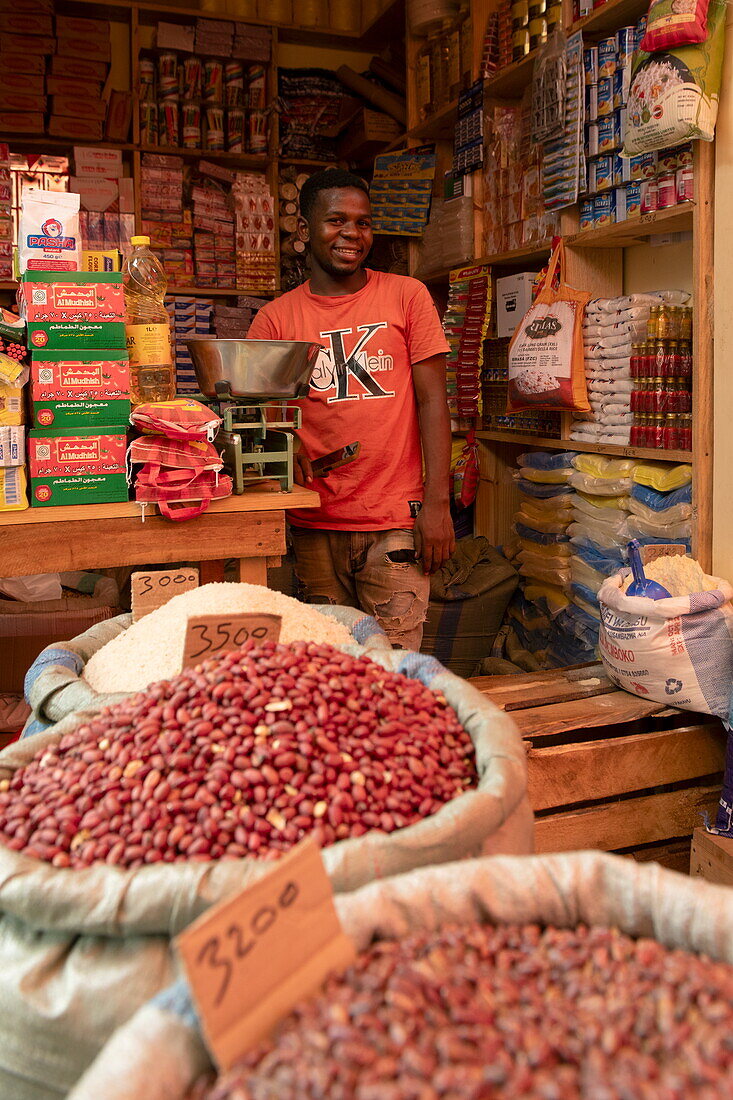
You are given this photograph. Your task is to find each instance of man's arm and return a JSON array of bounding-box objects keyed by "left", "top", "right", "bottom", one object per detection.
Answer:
[{"left": 412, "top": 354, "right": 456, "bottom": 575}]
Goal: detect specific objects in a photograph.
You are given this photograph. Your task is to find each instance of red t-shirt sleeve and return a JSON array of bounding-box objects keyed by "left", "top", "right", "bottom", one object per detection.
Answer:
[
  {"left": 247, "top": 305, "right": 281, "bottom": 339},
  {"left": 404, "top": 280, "right": 451, "bottom": 365}
]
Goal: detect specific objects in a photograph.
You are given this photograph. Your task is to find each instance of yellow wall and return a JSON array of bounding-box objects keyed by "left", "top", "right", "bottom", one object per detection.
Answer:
[{"left": 623, "top": 240, "right": 694, "bottom": 296}]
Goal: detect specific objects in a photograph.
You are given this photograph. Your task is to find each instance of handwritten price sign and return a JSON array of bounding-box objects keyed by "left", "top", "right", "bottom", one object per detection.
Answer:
[
  {"left": 131, "top": 568, "right": 199, "bottom": 622},
  {"left": 176, "top": 838, "right": 356, "bottom": 1069},
  {"left": 182, "top": 613, "right": 282, "bottom": 668}
]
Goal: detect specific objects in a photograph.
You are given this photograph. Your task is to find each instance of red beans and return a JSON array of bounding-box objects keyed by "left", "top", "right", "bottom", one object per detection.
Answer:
[
  {"left": 196, "top": 922, "right": 733, "bottom": 1100},
  {"left": 0, "top": 641, "right": 476, "bottom": 869}
]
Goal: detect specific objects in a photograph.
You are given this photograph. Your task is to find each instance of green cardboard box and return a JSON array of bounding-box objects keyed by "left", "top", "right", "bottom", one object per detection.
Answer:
[
  {"left": 28, "top": 320, "right": 126, "bottom": 350},
  {"left": 32, "top": 398, "right": 131, "bottom": 428},
  {"left": 28, "top": 424, "right": 129, "bottom": 507},
  {"left": 28, "top": 472, "right": 130, "bottom": 507}
]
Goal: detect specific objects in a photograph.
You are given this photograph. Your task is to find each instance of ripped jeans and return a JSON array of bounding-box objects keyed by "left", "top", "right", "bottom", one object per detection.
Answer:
[{"left": 290, "top": 527, "right": 430, "bottom": 650}]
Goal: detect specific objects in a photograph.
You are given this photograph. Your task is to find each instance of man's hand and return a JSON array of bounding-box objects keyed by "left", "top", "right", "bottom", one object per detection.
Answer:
[
  {"left": 413, "top": 499, "right": 455, "bottom": 575},
  {"left": 294, "top": 449, "right": 314, "bottom": 486}
]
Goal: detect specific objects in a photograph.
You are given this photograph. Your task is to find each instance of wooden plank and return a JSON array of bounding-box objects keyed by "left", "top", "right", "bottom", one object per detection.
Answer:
[
  {"left": 515, "top": 691, "right": 684, "bottom": 740},
  {"left": 472, "top": 665, "right": 615, "bottom": 712},
  {"left": 527, "top": 724, "right": 726, "bottom": 811},
  {"left": 692, "top": 140, "right": 714, "bottom": 571},
  {"left": 237, "top": 557, "right": 269, "bottom": 586},
  {"left": 690, "top": 827, "right": 733, "bottom": 887},
  {"left": 0, "top": 511, "right": 285, "bottom": 576},
  {"left": 625, "top": 839, "right": 691, "bottom": 875},
  {"left": 534, "top": 785, "right": 721, "bottom": 853}
]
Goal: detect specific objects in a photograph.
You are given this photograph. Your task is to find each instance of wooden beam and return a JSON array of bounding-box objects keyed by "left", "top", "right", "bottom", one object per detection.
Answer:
[
  {"left": 514, "top": 692, "right": 691, "bottom": 740},
  {"left": 690, "top": 827, "right": 733, "bottom": 886}
]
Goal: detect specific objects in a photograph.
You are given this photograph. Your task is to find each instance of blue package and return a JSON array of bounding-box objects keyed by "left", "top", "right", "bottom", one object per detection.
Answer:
[
  {"left": 518, "top": 450, "right": 578, "bottom": 470},
  {"left": 597, "top": 36, "right": 617, "bottom": 77},
  {"left": 518, "top": 479, "right": 574, "bottom": 499},
  {"left": 614, "top": 153, "right": 630, "bottom": 186},
  {"left": 598, "top": 115, "right": 616, "bottom": 153},
  {"left": 597, "top": 76, "right": 613, "bottom": 117},
  {"left": 630, "top": 482, "right": 693, "bottom": 510},
  {"left": 580, "top": 198, "right": 595, "bottom": 230}
]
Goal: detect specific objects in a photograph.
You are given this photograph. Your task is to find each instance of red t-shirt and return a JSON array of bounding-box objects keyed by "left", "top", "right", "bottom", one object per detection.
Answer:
[{"left": 247, "top": 269, "right": 449, "bottom": 530}]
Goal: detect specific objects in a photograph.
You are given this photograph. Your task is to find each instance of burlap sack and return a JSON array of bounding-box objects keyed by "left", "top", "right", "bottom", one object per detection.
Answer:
[
  {"left": 70, "top": 850, "right": 733, "bottom": 1100},
  {"left": 0, "top": 646, "right": 530, "bottom": 1099}
]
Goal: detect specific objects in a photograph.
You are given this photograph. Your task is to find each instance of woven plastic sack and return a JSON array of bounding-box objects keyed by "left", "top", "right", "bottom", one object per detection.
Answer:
[
  {"left": 21, "top": 604, "right": 393, "bottom": 739},
  {"left": 0, "top": 643, "right": 530, "bottom": 1098},
  {"left": 70, "top": 849, "right": 733, "bottom": 1100},
  {"left": 130, "top": 398, "right": 221, "bottom": 441},
  {"left": 129, "top": 436, "right": 223, "bottom": 471}
]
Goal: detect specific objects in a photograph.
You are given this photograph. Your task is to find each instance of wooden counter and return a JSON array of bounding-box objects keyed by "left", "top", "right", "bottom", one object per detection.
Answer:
[{"left": 0, "top": 485, "right": 320, "bottom": 585}]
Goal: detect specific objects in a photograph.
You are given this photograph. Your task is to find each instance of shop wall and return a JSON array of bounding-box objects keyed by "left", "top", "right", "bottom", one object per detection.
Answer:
[
  {"left": 623, "top": 240, "right": 694, "bottom": 296},
  {"left": 712, "top": 3, "right": 733, "bottom": 581},
  {"left": 277, "top": 43, "right": 374, "bottom": 69}
]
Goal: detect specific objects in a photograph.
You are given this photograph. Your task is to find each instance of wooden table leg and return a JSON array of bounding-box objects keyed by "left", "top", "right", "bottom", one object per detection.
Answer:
[
  {"left": 200, "top": 560, "right": 226, "bottom": 584},
  {"left": 237, "top": 557, "right": 268, "bottom": 585}
]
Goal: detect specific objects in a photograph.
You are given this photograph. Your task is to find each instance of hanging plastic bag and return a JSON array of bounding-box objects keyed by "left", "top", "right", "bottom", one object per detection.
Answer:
[
  {"left": 451, "top": 429, "right": 479, "bottom": 509},
  {"left": 507, "top": 240, "right": 591, "bottom": 413}
]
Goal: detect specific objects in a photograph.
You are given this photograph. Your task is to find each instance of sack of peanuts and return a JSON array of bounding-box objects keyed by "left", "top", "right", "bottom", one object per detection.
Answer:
[
  {"left": 0, "top": 637, "right": 529, "bottom": 1097},
  {"left": 70, "top": 850, "right": 733, "bottom": 1100},
  {"left": 22, "top": 588, "right": 393, "bottom": 737}
]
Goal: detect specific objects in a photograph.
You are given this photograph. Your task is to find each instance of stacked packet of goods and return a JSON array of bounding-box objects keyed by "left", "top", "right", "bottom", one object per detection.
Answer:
[
  {"left": 166, "top": 295, "right": 213, "bottom": 394},
  {"left": 505, "top": 451, "right": 600, "bottom": 668},
  {"left": 233, "top": 173, "right": 277, "bottom": 293},
  {"left": 20, "top": 272, "right": 130, "bottom": 507},
  {"left": 441, "top": 265, "right": 492, "bottom": 419},
  {"left": 627, "top": 461, "right": 693, "bottom": 549},
  {"left": 0, "top": 317, "right": 29, "bottom": 512},
  {"left": 570, "top": 291, "right": 690, "bottom": 446}
]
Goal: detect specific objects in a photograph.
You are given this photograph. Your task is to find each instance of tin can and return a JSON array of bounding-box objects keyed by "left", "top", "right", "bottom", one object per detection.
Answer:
[
  {"left": 579, "top": 198, "right": 594, "bottom": 230},
  {"left": 158, "top": 101, "right": 179, "bottom": 147},
  {"left": 598, "top": 116, "right": 615, "bottom": 154},
  {"left": 586, "top": 122, "right": 599, "bottom": 157},
  {"left": 676, "top": 164, "right": 694, "bottom": 203},
  {"left": 182, "top": 57, "right": 202, "bottom": 102},
  {"left": 226, "top": 107, "right": 246, "bottom": 152},
  {"left": 677, "top": 142, "right": 693, "bottom": 168},
  {"left": 635, "top": 15, "right": 648, "bottom": 48},
  {"left": 248, "top": 108, "right": 268, "bottom": 154},
  {"left": 595, "top": 154, "right": 613, "bottom": 191},
  {"left": 182, "top": 102, "right": 201, "bottom": 148},
  {"left": 613, "top": 154, "right": 629, "bottom": 186},
  {"left": 657, "top": 170, "right": 676, "bottom": 209},
  {"left": 616, "top": 26, "right": 636, "bottom": 64},
  {"left": 640, "top": 177, "right": 658, "bottom": 214},
  {"left": 512, "top": 27, "right": 529, "bottom": 60},
  {"left": 139, "top": 101, "right": 158, "bottom": 145},
  {"left": 597, "top": 36, "right": 617, "bottom": 77},
  {"left": 613, "top": 108, "right": 625, "bottom": 149},
  {"left": 595, "top": 190, "right": 616, "bottom": 227},
  {"left": 630, "top": 151, "right": 657, "bottom": 180},
  {"left": 528, "top": 15, "right": 546, "bottom": 48},
  {"left": 511, "top": 0, "right": 528, "bottom": 28},
  {"left": 583, "top": 46, "right": 598, "bottom": 85},
  {"left": 585, "top": 83, "right": 598, "bottom": 122},
  {"left": 626, "top": 181, "right": 641, "bottom": 216},
  {"left": 204, "top": 106, "right": 225, "bottom": 150},
  {"left": 203, "top": 59, "right": 224, "bottom": 104},
  {"left": 597, "top": 76, "right": 613, "bottom": 117},
  {"left": 157, "top": 52, "right": 178, "bottom": 99},
  {"left": 139, "top": 57, "right": 156, "bottom": 101}
]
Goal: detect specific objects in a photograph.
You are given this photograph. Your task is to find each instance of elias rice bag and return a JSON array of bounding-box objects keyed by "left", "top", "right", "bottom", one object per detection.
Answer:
[{"left": 623, "top": 0, "right": 726, "bottom": 154}]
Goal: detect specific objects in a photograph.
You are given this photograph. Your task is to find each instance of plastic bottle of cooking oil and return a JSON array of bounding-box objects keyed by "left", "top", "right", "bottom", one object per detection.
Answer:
[{"left": 123, "top": 235, "right": 175, "bottom": 405}]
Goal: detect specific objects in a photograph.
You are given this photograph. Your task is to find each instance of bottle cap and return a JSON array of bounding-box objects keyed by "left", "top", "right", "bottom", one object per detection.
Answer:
[{"left": 130, "top": 235, "right": 150, "bottom": 246}]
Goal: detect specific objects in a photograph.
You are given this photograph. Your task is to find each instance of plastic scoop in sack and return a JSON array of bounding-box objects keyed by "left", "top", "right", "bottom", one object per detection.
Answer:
[{"left": 626, "top": 539, "right": 671, "bottom": 599}]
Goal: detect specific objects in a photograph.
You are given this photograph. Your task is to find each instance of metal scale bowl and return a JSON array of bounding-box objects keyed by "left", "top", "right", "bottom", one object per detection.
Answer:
[{"left": 185, "top": 338, "right": 321, "bottom": 492}]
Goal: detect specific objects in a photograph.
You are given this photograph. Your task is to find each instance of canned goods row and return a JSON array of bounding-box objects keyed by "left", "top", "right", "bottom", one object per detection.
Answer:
[
  {"left": 583, "top": 26, "right": 640, "bottom": 86},
  {"left": 139, "top": 54, "right": 265, "bottom": 108},
  {"left": 580, "top": 166, "right": 693, "bottom": 230},
  {"left": 139, "top": 101, "right": 268, "bottom": 153},
  {"left": 585, "top": 69, "right": 630, "bottom": 121}
]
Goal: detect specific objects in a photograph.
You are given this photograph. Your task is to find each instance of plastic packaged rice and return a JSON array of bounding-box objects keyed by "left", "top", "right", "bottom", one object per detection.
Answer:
[
  {"left": 623, "top": 0, "right": 726, "bottom": 154},
  {"left": 633, "top": 462, "right": 692, "bottom": 491}
]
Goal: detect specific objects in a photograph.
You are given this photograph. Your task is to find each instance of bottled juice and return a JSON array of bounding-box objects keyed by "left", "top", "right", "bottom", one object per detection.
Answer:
[{"left": 123, "top": 235, "right": 175, "bottom": 405}]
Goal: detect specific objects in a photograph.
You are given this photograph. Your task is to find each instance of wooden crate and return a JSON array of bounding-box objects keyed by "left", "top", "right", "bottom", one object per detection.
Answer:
[
  {"left": 470, "top": 664, "right": 727, "bottom": 872},
  {"left": 690, "top": 827, "right": 733, "bottom": 886}
]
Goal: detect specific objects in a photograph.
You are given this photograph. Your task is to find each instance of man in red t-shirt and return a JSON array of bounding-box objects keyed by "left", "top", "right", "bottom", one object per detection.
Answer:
[{"left": 247, "top": 168, "right": 454, "bottom": 648}]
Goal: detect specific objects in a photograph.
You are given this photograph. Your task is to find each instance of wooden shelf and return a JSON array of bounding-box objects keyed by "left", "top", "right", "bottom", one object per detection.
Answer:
[
  {"left": 138, "top": 144, "right": 268, "bottom": 167},
  {"left": 476, "top": 431, "right": 692, "bottom": 463},
  {"left": 8, "top": 137, "right": 134, "bottom": 154},
  {"left": 568, "top": 203, "right": 695, "bottom": 248},
  {"left": 0, "top": 282, "right": 17, "bottom": 292},
  {"left": 572, "top": 0, "right": 651, "bottom": 37},
  {"left": 279, "top": 157, "right": 341, "bottom": 167},
  {"left": 420, "top": 240, "right": 553, "bottom": 283},
  {"left": 168, "top": 286, "right": 275, "bottom": 296},
  {"left": 485, "top": 51, "right": 539, "bottom": 100},
  {"left": 386, "top": 99, "right": 458, "bottom": 152}
]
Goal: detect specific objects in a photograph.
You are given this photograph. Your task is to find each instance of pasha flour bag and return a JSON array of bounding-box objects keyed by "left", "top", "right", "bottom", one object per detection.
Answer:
[
  {"left": 598, "top": 572, "right": 733, "bottom": 718},
  {"left": 19, "top": 190, "right": 81, "bottom": 273}
]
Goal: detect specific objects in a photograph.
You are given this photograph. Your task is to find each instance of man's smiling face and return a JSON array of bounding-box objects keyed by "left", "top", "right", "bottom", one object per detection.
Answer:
[{"left": 301, "top": 186, "right": 373, "bottom": 280}]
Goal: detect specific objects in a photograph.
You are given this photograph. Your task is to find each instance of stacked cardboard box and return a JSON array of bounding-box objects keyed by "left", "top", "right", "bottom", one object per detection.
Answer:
[
  {"left": 20, "top": 272, "right": 130, "bottom": 506},
  {"left": 72, "top": 146, "right": 136, "bottom": 258},
  {"left": 233, "top": 172, "right": 277, "bottom": 293},
  {"left": 0, "top": 0, "right": 54, "bottom": 136},
  {"left": 0, "top": 144, "right": 11, "bottom": 282},
  {"left": 166, "top": 295, "right": 213, "bottom": 394}
]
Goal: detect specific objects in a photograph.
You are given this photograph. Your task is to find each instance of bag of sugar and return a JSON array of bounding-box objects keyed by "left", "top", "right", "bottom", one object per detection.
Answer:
[{"left": 19, "top": 190, "right": 81, "bottom": 274}]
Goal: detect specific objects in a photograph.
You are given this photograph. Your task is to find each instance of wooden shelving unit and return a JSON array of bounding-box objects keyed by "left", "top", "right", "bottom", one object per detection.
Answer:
[{"left": 405, "top": 0, "right": 713, "bottom": 569}]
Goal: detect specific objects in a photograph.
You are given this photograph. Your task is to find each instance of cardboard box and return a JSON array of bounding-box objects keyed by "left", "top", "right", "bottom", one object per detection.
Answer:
[
  {"left": 2, "top": 12, "right": 53, "bottom": 34},
  {"left": 28, "top": 425, "right": 128, "bottom": 506},
  {"left": 496, "top": 272, "right": 539, "bottom": 338},
  {"left": 0, "top": 52, "right": 45, "bottom": 75},
  {"left": 0, "top": 92, "right": 46, "bottom": 113},
  {"left": 49, "top": 117, "right": 104, "bottom": 142},
  {"left": 337, "top": 109, "right": 402, "bottom": 162},
  {"left": 0, "top": 0, "right": 53, "bottom": 12},
  {"left": 105, "top": 90, "right": 133, "bottom": 143},
  {"left": 49, "top": 55, "right": 108, "bottom": 82},
  {"left": 73, "top": 145, "right": 123, "bottom": 179},
  {"left": 20, "top": 272, "right": 124, "bottom": 323},
  {"left": 55, "top": 15, "right": 111, "bottom": 42},
  {"left": 32, "top": 398, "right": 131, "bottom": 428},
  {"left": 3, "top": 71, "right": 44, "bottom": 96},
  {"left": 27, "top": 321, "right": 126, "bottom": 350},
  {"left": 56, "top": 37, "right": 111, "bottom": 62},
  {"left": 0, "top": 33, "right": 55, "bottom": 54},
  {"left": 51, "top": 95, "right": 106, "bottom": 120},
  {"left": 0, "top": 112, "right": 44, "bottom": 134},
  {"left": 31, "top": 348, "right": 129, "bottom": 396},
  {"left": 0, "top": 601, "right": 116, "bottom": 693},
  {"left": 70, "top": 176, "right": 120, "bottom": 213},
  {"left": 82, "top": 250, "right": 121, "bottom": 272},
  {"left": 46, "top": 76, "right": 102, "bottom": 98}
]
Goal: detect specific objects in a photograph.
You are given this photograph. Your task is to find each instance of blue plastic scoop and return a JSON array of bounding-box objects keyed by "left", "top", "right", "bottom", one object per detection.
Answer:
[{"left": 626, "top": 539, "right": 671, "bottom": 599}]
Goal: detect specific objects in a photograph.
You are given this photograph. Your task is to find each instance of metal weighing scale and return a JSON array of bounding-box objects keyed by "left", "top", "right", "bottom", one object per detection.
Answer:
[{"left": 185, "top": 338, "right": 322, "bottom": 492}]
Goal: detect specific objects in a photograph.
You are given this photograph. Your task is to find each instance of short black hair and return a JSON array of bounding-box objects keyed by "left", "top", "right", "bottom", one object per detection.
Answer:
[{"left": 299, "top": 168, "right": 370, "bottom": 222}]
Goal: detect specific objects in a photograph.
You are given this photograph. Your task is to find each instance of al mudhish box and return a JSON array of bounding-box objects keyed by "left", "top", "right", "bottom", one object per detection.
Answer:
[
  {"left": 20, "top": 271, "right": 124, "bottom": 323},
  {"left": 27, "top": 321, "right": 126, "bottom": 350},
  {"left": 30, "top": 347, "right": 131, "bottom": 426},
  {"left": 28, "top": 425, "right": 128, "bottom": 506}
]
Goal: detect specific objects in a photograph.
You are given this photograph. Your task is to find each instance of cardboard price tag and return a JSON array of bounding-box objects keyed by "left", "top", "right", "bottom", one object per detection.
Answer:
[
  {"left": 175, "top": 837, "right": 356, "bottom": 1070},
  {"left": 182, "top": 612, "right": 282, "bottom": 668},
  {"left": 131, "top": 567, "right": 199, "bottom": 621}
]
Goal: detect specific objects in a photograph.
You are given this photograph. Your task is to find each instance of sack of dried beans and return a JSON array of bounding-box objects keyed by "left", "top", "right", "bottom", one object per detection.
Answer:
[
  {"left": 71, "top": 850, "right": 733, "bottom": 1100},
  {"left": 0, "top": 638, "right": 529, "bottom": 1098}
]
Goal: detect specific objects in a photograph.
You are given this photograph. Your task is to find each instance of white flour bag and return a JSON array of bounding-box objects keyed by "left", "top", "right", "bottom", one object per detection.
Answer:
[{"left": 19, "top": 190, "right": 81, "bottom": 273}]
